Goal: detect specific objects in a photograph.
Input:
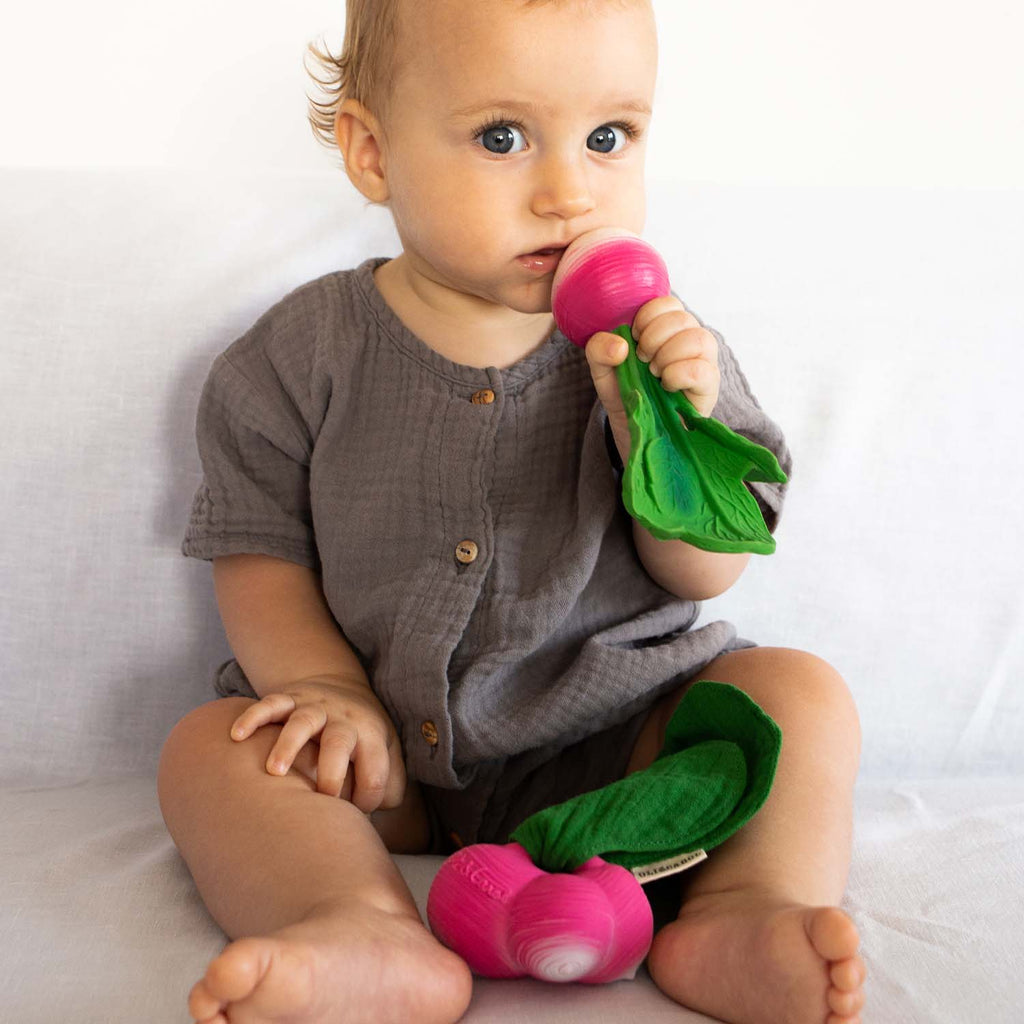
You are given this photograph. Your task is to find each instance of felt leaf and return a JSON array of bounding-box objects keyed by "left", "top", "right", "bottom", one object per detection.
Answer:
[
  {"left": 653, "top": 680, "right": 783, "bottom": 855},
  {"left": 510, "top": 681, "right": 783, "bottom": 875},
  {"left": 613, "top": 325, "right": 787, "bottom": 554},
  {"left": 511, "top": 741, "right": 747, "bottom": 873}
]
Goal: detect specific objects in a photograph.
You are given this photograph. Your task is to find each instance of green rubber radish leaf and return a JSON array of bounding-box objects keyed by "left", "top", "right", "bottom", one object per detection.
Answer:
[{"left": 613, "top": 325, "right": 787, "bottom": 554}]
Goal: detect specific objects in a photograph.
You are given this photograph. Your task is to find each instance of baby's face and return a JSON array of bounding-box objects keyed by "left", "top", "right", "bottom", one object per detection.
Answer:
[{"left": 379, "top": 0, "right": 657, "bottom": 315}]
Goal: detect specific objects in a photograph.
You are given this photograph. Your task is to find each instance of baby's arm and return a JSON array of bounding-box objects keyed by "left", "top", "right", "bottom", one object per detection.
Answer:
[
  {"left": 630, "top": 527, "right": 750, "bottom": 601},
  {"left": 585, "top": 301, "right": 752, "bottom": 602},
  {"left": 212, "top": 553, "right": 406, "bottom": 811},
  {"left": 213, "top": 553, "right": 367, "bottom": 694}
]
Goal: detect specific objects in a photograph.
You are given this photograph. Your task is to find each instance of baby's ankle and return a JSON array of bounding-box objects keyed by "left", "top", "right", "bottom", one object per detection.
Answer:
[{"left": 305, "top": 886, "right": 422, "bottom": 925}]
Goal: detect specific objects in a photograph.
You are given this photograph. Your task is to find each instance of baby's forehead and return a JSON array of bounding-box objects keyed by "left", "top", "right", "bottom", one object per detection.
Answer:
[
  {"left": 392, "top": 0, "right": 653, "bottom": 57},
  {"left": 388, "top": 0, "right": 656, "bottom": 103}
]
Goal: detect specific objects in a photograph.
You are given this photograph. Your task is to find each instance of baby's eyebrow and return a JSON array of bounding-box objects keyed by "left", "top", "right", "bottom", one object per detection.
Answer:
[{"left": 449, "top": 97, "right": 652, "bottom": 119}]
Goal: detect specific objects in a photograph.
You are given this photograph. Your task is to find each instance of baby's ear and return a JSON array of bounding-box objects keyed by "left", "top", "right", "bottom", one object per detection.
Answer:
[{"left": 335, "top": 99, "right": 389, "bottom": 203}]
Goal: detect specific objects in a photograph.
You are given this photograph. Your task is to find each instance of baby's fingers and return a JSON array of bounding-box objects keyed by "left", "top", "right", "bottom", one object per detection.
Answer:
[
  {"left": 381, "top": 736, "right": 408, "bottom": 811},
  {"left": 230, "top": 693, "right": 297, "bottom": 741},
  {"left": 314, "top": 720, "right": 358, "bottom": 799},
  {"left": 633, "top": 308, "right": 703, "bottom": 365},
  {"left": 349, "top": 731, "right": 397, "bottom": 814},
  {"left": 265, "top": 704, "right": 328, "bottom": 776}
]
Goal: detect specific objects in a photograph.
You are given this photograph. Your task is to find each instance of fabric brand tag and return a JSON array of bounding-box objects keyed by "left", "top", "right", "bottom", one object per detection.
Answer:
[{"left": 630, "top": 849, "right": 708, "bottom": 884}]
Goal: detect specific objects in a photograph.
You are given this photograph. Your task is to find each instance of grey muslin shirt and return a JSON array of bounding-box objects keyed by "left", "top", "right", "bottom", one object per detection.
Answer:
[{"left": 182, "top": 258, "right": 792, "bottom": 792}]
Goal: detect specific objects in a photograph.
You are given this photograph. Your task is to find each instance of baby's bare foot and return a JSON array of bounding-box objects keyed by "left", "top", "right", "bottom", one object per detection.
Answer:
[
  {"left": 647, "top": 889, "right": 865, "bottom": 1024},
  {"left": 188, "top": 898, "right": 473, "bottom": 1024}
]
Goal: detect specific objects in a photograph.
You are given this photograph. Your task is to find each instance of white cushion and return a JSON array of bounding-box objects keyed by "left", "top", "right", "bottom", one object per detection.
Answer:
[
  {"left": 2, "top": 777, "right": 1021, "bottom": 1023},
  {"left": 3, "top": 169, "right": 1023, "bottom": 1022}
]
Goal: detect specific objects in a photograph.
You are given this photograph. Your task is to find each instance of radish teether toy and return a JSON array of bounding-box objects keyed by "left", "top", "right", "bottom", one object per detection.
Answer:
[
  {"left": 426, "top": 843, "right": 653, "bottom": 983},
  {"left": 426, "top": 681, "right": 783, "bottom": 985},
  {"left": 552, "top": 227, "right": 672, "bottom": 348},
  {"left": 551, "top": 228, "right": 787, "bottom": 554}
]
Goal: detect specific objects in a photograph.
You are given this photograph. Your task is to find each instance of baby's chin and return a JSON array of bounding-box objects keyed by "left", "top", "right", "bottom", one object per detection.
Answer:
[
  {"left": 404, "top": 260, "right": 556, "bottom": 320},
  {"left": 500, "top": 283, "right": 556, "bottom": 317}
]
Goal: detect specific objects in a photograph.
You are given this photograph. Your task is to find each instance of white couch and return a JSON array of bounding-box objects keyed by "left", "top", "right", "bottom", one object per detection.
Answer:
[{"left": 2, "top": 169, "right": 1022, "bottom": 1023}]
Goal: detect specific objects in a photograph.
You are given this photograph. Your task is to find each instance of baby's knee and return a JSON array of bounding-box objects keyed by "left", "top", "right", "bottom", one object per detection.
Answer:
[
  {"left": 803, "top": 652, "right": 858, "bottom": 726},
  {"left": 158, "top": 699, "right": 250, "bottom": 803},
  {"left": 160, "top": 697, "right": 252, "bottom": 774},
  {"left": 721, "top": 647, "right": 860, "bottom": 752},
  {"left": 773, "top": 648, "right": 861, "bottom": 756},
  {"left": 158, "top": 698, "right": 318, "bottom": 808}
]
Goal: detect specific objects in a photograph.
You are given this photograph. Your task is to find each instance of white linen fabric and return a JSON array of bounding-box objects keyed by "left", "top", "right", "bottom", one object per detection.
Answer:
[{"left": 1, "top": 168, "right": 1022, "bottom": 1022}]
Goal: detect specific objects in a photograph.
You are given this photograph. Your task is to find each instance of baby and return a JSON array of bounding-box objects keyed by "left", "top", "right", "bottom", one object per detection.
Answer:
[{"left": 158, "top": 1, "right": 866, "bottom": 1022}]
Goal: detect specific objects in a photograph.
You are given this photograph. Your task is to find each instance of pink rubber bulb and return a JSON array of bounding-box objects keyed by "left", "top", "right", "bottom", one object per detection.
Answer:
[
  {"left": 551, "top": 227, "right": 671, "bottom": 348},
  {"left": 426, "top": 842, "right": 654, "bottom": 984}
]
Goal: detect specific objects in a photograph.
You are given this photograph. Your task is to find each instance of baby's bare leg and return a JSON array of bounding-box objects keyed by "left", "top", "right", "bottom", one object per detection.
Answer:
[
  {"left": 157, "top": 697, "right": 472, "bottom": 1024},
  {"left": 629, "top": 648, "right": 866, "bottom": 1024}
]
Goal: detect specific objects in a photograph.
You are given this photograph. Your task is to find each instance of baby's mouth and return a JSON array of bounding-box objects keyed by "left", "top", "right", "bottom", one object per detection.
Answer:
[{"left": 518, "top": 247, "right": 568, "bottom": 273}]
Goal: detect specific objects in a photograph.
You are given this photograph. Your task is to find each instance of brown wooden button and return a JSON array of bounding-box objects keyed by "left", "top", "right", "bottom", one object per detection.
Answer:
[
  {"left": 420, "top": 720, "right": 439, "bottom": 746},
  {"left": 471, "top": 388, "right": 495, "bottom": 405},
  {"left": 455, "top": 540, "right": 479, "bottom": 564}
]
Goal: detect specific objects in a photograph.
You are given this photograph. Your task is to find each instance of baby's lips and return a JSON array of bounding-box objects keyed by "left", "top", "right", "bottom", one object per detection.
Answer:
[{"left": 426, "top": 842, "right": 654, "bottom": 983}]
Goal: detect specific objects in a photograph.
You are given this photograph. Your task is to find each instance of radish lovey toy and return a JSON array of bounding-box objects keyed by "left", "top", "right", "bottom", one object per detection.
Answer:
[
  {"left": 426, "top": 680, "right": 783, "bottom": 985},
  {"left": 551, "top": 228, "right": 787, "bottom": 555}
]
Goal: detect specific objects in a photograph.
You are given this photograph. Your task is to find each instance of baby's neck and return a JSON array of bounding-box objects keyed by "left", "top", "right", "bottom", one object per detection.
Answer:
[{"left": 373, "top": 256, "right": 555, "bottom": 370}]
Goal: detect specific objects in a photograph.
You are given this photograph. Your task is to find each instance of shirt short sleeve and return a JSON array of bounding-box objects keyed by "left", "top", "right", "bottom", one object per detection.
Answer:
[
  {"left": 709, "top": 327, "right": 792, "bottom": 534},
  {"left": 182, "top": 350, "right": 319, "bottom": 569}
]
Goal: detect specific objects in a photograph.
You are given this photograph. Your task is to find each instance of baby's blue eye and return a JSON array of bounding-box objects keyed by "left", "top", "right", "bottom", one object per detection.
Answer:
[
  {"left": 587, "top": 125, "right": 627, "bottom": 154},
  {"left": 479, "top": 124, "right": 526, "bottom": 154}
]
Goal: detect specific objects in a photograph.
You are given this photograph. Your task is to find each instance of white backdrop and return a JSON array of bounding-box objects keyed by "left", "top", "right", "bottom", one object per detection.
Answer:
[
  {"left": 2, "top": 0, "right": 1022, "bottom": 780},
  {"left": 1, "top": 0, "right": 1021, "bottom": 185},
  {"left": 2, "top": 9, "right": 1023, "bottom": 1023}
]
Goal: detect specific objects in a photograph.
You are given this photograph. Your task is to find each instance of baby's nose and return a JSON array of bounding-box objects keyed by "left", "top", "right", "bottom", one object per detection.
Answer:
[{"left": 530, "top": 156, "right": 596, "bottom": 220}]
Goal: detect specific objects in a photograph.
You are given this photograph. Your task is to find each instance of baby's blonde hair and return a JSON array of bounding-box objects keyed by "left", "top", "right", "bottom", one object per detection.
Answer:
[
  {"left": 306, "top": 0, "right": 632, "bottom": 150},
  {"left": 306, "top": 0, "right": 403, "bottom": 148}
]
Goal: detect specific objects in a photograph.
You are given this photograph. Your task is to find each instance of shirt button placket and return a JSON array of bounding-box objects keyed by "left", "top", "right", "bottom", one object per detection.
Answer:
[
  {"left": 456, "top": 386, "right": 493, "bottom": 568},
  {"left": 419, "top": 378, "right": 494, "bottom": 781}
]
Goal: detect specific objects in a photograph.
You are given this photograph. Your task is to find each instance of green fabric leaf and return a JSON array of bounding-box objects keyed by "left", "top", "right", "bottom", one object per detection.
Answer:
[
  {"left": 510, "top": 740, "right": 747, "bottom": 873},
  {"left": 613, "top": 325, "right": 788, "bottom": 554},
  {"left": 510, "top": 680, "right": 783, "bottom": 874}
]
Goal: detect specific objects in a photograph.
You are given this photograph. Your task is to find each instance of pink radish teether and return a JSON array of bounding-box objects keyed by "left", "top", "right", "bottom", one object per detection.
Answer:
[
  {"left": 551, "top": 227, "right": 670, "bottom": 347},
  {"left": 550, "top": 226, "right": 788, "bottom": 554},
  {"left": 426, "top": 842, "right": 653, "bottom": 983}
]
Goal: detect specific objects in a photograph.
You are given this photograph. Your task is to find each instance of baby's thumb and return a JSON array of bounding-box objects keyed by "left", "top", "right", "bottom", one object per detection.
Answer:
[
  {"left": 584, "top": 332, "right": 632, "bottom": 463},
  {"left": 584, "top": 331, "right": 628, "bottom": 408},
  {"left": 585, "top": 331, "right": 629, "bottom": 371}
]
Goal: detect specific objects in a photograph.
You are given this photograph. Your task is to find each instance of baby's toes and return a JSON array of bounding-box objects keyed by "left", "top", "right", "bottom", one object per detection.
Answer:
[
  {"left": 830, "top": 953, "right": 866, "bottom": 992},
  {"left": 827, "top": 981, "right": 865, "bottom": 1018},
  {"left": 806, "top": 906, "right": 860, "bottom": 962},
  {"left": 187, "top": 975, "right": 225, "bottom": 1022},
  {"left": 190, "top": 938, "right": 270, "bottom": 1017}
]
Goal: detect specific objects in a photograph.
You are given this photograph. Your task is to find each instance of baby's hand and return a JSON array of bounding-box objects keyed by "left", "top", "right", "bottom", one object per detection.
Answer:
[
  {"left": 229, "top": 675, "right": 406, "bottom": 813},
  {"left": 584, "top": 296, "right": 721, "bottom": 461}
]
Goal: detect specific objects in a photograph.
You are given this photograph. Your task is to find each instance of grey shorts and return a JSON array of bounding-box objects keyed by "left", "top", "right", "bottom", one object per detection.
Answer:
[{"left": 417, "top": 706, "right": 654, "bottom": 855}]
